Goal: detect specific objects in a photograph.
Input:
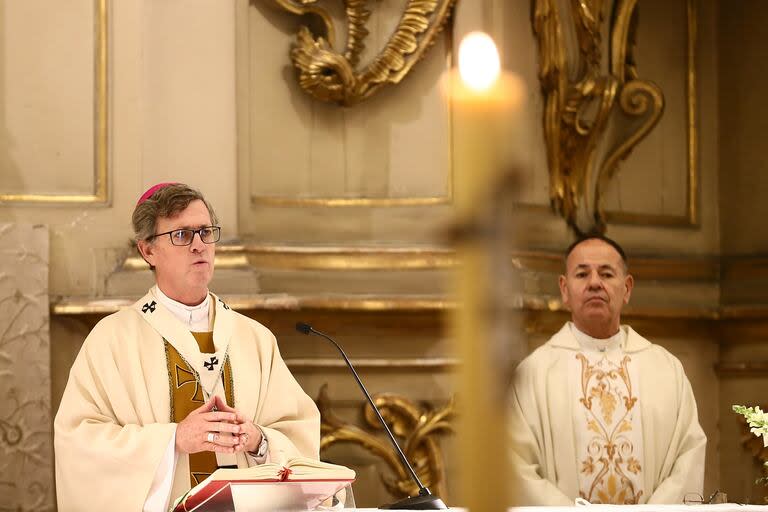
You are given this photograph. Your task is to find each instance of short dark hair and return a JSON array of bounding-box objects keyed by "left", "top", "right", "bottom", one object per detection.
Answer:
[
  {"left": 132, "top": 183, "right": 218, "bottom": 271},
  {"left": 564, "top": 235, "right": 628, "bottom": 272},
  {"left": 132, "top": 183, "right": 217, "bottom": 243}
]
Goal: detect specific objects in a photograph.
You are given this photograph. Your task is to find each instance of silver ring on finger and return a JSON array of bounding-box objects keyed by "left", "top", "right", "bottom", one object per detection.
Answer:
[
  {"left": 207, "top": 432, "right": 216, "bottom": 443},
  {"left": 242, "top": 433, "right": 248, "bottom": 445}
]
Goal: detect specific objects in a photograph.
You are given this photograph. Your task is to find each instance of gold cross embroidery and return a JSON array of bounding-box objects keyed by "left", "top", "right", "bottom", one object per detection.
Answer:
[{"left": 174, "top": 364, "right": 205, "bottom": 403}]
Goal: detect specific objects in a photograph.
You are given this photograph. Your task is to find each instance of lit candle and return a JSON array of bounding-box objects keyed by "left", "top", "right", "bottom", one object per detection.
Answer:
[
  {"left": 449, "top": 31, "right": 524, "bottom": 215},
  {"left": 449, "top": 31, "right": 524, "bottom": 512}
]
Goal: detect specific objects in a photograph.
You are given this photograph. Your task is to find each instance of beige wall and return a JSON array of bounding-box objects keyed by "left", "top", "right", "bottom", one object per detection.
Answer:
[
  {"left": 502, "top": 0, "right": 722, "bottom": 256},
  {"left": 717, "top": 1, "right": 768, "bottom": 503},
  {"left": 0, "top": 0, "right": 725, "bottom": 291},
  {"left": 234, "top": 0, "right": 724, "bottom": 254},
  {"left": 719, "top": 0, "right": 768, "bottom": 256},
  {"left": 0, "top": 0, "right": 239, "bottom": 298}
]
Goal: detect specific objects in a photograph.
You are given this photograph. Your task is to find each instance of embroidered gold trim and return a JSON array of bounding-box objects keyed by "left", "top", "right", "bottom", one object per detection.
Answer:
[
  {"left": 163, "top": 340, "right": 175, "bottom": 421},
  {"left": 576, "top": 353, "right": 642, "bottom": 504}
]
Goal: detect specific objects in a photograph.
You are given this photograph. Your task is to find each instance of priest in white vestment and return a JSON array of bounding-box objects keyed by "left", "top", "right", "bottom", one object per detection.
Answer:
[
  {"left": 509, "top": 236, "right": 706, "bottom": 506},
  {"left": 54, "top": 183, "right": 321, "bottom": 512}
]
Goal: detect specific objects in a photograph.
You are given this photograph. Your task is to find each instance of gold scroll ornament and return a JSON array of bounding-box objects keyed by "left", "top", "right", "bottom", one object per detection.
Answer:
[
  {"left": 533, "top": 0, "right": 665, "bottom": 234},
  {"left": 268, "top": 0, "right": 456, "bottom": 106},
  {"left": 316, "top": 384, "right": 454, "bottom": 499}
]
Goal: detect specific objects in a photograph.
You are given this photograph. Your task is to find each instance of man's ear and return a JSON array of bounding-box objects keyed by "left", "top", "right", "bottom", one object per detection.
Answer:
[
  {"left": 623, "top": 274, "right": 634, "bottom": 304},
  {"left": 137, "top": 240, "right": 156, "bottom": 267},
  {"left": 558, "top": 274, "right": 569, "bottom": 306}
]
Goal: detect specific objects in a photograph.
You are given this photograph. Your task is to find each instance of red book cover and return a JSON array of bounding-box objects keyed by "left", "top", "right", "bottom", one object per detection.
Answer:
[{"left": 173, "top": 470, "right": 353, "bottom": 512}]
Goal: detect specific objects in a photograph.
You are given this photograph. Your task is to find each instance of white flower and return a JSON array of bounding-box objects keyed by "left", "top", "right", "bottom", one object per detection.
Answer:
[{"left": 734, "top": 405, "right": 768, "bottom": 443}]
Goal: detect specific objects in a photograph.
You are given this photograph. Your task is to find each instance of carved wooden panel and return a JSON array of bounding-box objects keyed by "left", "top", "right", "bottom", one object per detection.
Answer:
[
  {"left": 0, "top": 224, "right": 52, "bottom": 511},
  {"left": 0, "top": 1, "right": 108, "bottom": 203}
]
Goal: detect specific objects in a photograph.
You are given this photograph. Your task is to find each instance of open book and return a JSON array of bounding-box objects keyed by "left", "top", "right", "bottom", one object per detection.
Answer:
[{"left": 173, "top": 457, "right": 356, "bottom": 512}]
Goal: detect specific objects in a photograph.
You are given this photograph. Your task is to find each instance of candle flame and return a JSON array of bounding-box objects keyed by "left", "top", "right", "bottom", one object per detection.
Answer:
[{"left": 458, "top": 32, "right": 501, "bottom": 92}]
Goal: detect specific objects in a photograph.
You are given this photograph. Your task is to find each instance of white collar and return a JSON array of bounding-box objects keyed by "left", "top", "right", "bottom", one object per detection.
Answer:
[
  {"left": 569, "top": 322, "right": 625, "bottom": 353},
  {"left": 154, "top": 285, "right": 211, "bottom": 332}
]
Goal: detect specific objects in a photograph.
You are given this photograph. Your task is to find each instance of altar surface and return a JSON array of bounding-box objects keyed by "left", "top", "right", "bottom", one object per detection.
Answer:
[{"left": 350, "top": 506, "right": 768, "bottom": 512}]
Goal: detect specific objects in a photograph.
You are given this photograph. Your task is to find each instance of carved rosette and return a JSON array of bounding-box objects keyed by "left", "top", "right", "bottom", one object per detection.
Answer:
[
  {"left": 533, "top": 0, "right": 664, "bottom": 234},
  {"left": 269, "top": 0, "right": 457, "bottom": 106},
  {"left": 316, "top": 384, "right": 454, "bottom": 499}
]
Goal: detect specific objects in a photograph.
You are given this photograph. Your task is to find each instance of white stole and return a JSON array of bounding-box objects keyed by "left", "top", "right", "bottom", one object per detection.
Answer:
[
  {"left": 135, "top": 286, "right": 236, "bottom": 469},
  {"left": 568, "top": 323, "right": 645, "bottom": 504}
]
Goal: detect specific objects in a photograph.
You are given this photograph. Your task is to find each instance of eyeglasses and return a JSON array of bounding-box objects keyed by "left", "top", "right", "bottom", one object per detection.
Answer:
[
  {"left": 683, "top": 490, "right": 727, "bottom": 505},
  {"left": 148, "top": 226, "right": 221, "bottom": 246}
]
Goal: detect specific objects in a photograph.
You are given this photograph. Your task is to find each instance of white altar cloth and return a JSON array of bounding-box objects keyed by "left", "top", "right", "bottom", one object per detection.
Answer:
[{"left": 349, "top": 506, "right": 768, "bottom": 512}]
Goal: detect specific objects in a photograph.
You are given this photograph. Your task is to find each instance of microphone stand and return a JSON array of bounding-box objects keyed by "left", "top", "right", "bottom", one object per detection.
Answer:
[{"left": 296, "top": 322, "right": 448, "bottom": 510}]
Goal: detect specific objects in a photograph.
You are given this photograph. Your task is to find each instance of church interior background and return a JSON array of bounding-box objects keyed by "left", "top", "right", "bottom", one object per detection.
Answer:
[{"left": 2, "top": 0, "right": 768, "bottom": 509}]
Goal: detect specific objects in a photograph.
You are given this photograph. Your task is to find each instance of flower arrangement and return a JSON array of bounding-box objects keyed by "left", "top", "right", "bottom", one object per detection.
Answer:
[
  {"left": 733, "top": 405, "right": 768, "bottom": 488},
  {"left": 734, "top": 405, "right": 768, "bottom": 447}
]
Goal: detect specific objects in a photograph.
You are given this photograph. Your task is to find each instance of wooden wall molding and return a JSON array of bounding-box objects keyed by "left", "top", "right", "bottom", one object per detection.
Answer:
[
  {"left": 54, "top": 246, "right": 768, "bottom": 380},
  {"left": 120, "top": 242, "right": 720, "bottom": 280},
  {"left": 52, "top": 293, "right": 722, "bottom": 319},
  {"left": 0, "top": 0, "right": 109, "bottom": 204},
  {"left": 716, "top": 362, "right": 768, "bottom": 377},
  {"left": 722, "top": 256, "right": 768, "bottom": 281},
  {"left": 286, "top": 357, "right": 459, "bottom": 372}
]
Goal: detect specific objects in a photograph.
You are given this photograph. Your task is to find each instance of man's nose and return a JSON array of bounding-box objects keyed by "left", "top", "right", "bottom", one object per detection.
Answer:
[
  {"left": 587, "top": 272, "right": 602, "bottom": 288},
  {"left": 189, "top": 232, "right": 206, "bottom": 251}
]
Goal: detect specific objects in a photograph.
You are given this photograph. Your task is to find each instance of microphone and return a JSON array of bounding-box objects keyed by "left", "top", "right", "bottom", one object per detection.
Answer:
[{"left": 295, "top": 322, "right": 448, "bottom": 510}]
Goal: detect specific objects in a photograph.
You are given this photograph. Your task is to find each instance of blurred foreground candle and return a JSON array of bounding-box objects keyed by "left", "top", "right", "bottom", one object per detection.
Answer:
[
  {"left": 450, "top": 31, "right": 524, "bottom": 215},
  {"left": 447, "top": 31, "right": 525, "bottom": 512}
]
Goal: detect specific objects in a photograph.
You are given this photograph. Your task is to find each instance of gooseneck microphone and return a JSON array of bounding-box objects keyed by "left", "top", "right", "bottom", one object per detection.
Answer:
[{"left": 295, "top": 322, "right": 447, "bottom": 510}]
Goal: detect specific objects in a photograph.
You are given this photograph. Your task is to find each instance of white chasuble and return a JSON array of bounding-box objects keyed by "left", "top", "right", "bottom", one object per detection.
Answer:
[
  {"left": 569, "top": 326, "right": 645, "bottom": 504},
  {"left": 54, "top": 287, "right": 320, "bottom": 512},
  {"left": 508, "top": 322, "right": 706, "bottom": 506}
]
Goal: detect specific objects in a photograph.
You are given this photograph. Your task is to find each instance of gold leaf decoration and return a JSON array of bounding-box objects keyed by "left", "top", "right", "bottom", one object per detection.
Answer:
[
  {"left": 617, "top": 419, "right": 632, "bottom": 435},
  {"left": 532, "top": 0, "right": 665, "bottom": 234},
  {"left": 268, "top": 0, "right": 457, "bottom": 105},
  {"left": 581, "top": 456, "right": 595, "bottom": 475},
  {"left": 591, "top": 383, "right": 617, "bottom": 424},
  {"left": 626, "top": 457, "right": 641, "bottom": 475},
  {"left": 316, "top": 384, "right": 454, "bottom": 499}
]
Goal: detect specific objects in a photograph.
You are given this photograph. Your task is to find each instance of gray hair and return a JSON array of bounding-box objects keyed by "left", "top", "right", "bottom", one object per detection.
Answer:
[{"left": 132, "top": 183, "right": 218, "bottom": 243}]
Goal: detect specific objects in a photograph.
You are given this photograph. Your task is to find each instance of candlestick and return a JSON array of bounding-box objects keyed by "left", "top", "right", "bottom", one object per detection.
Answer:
[{"left": 448, "top": 31, "right": 525, "bottom": 512}]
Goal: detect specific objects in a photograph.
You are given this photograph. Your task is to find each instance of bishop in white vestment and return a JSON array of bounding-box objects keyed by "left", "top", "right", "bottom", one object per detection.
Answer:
[
  {"left": 509, "top": 236, "right": 706, "bottom": 505},
  {"left": 54, "top": 184, "right": 320, "bottom": 512}
]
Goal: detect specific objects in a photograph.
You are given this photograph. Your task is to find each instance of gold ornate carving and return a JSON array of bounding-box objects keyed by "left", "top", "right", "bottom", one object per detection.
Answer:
[
  {"left": 267, "top": 0, "right": 456, "bottom": 106},
  {"left": 316, "top": 384, "right": 454, "bottom": 499},
  {"left": 0, "top": 0, "right": 108, "bottom": 204},
  {"left": 533, "top": 0, "right": 666, "bottom": 234}
]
